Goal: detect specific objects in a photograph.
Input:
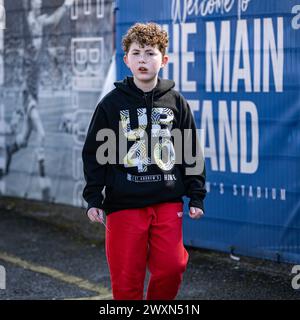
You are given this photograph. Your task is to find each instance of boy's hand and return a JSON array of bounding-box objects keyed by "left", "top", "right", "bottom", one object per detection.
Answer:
[
  {"left": 87, "top": 207, "right": 104, "bottom": 223},
  {"left": 189, "top": 207, "right": 204, "bottom": 219}
]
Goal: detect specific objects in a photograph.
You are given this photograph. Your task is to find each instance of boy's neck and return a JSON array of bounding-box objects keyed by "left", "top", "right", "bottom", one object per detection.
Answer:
[{"left": 133, "top": 76, "right": 158, "bottom": 93}]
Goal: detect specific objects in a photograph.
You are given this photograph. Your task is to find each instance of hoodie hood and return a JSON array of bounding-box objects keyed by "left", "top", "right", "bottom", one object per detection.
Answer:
[{"left": 114, "top": 76, "right": 175, "bottom": 99}]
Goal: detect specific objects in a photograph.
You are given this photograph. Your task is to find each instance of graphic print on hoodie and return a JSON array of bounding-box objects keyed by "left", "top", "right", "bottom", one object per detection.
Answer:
[
  {"left": 82, "top": 77, "right": 206, "bottom": 215},
  {"left": 120, "top": 105, "right": 175, "bottom": 173}
]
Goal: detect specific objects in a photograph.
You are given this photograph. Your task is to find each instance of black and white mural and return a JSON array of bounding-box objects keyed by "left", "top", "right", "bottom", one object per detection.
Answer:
[{"left": 0, "top": 0, "right": 115, "bottom": 207}]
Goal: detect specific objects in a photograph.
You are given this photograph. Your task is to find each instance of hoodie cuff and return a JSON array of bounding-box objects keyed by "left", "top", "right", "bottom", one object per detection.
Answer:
[
  {"left": 85, "top": 199, "right": 104, "bottom": 215},
  {"left": 189, "top": 198, "right": 204, "bottom": 213}
]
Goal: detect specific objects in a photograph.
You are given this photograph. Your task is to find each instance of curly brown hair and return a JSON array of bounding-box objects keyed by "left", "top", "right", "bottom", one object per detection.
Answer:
[{"left": 122, "top": 23, "right": 169, "bottom": 56}]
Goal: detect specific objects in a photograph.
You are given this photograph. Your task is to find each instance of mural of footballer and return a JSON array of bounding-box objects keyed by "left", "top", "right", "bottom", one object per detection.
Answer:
[{"left": 5, "top": 0, "right": 74, "bottom": 200}]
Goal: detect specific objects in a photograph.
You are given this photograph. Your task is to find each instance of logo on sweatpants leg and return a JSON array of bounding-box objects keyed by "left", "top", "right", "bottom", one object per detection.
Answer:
[{"left": 177, "top": 211, "right": 183, "bottom": 218}]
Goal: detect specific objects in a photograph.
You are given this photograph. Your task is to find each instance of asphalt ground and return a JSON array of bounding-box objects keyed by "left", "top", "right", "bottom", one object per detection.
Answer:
[{"left": 0, "top": 197, "right": 300, "bottom": 300}]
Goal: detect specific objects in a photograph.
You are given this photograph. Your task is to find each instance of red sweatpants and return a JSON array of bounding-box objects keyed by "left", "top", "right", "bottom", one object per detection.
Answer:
[{"left": 105, "top": 202, "right": 189, "bottom": 300}]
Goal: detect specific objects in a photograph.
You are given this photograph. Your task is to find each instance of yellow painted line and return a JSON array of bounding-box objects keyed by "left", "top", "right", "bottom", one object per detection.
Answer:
[{"left": 0, "top": 251, "right": 112, "bottom": 299}]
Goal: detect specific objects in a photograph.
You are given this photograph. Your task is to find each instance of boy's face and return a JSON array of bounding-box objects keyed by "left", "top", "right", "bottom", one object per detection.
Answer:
[{"left": 123, "top": 42, "right": 168, "bottom": 83}]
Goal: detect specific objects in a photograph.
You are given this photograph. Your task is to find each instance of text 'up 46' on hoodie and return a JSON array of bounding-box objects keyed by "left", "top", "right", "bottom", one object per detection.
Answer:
[{"left": 82, "top": 76, "right": 206, "bottom": 215}]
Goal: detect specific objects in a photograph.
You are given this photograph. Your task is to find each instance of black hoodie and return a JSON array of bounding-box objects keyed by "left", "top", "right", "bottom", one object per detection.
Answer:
[{"left": 82, "top": 77, "right": 206, "bottom": 215}]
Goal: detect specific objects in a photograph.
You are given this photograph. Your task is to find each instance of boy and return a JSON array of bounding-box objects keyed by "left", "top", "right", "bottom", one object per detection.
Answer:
[{"left": 82, "top": 23, "right": 206, "bottom": 300}]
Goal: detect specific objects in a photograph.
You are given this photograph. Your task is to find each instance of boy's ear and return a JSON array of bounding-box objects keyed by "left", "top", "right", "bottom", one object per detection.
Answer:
[
  {"left": 123, "top": 54, "right": 129, "bottom": 67},
  {"left": 161, "top": 55, "right": 169, "bottom": 68}
]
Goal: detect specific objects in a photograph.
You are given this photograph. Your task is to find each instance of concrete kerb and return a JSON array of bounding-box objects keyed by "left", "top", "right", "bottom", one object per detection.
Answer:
[{"left": 0, "top": 196, "right": 106, "bottom": 245}]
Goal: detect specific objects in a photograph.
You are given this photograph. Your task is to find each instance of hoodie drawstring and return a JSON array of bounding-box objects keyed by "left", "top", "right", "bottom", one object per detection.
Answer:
[
  {"left": 144, "top": 91, "right": 154, "bottom": 159},
  {"left": 144, "top": 90, "right": 154, "bottom": 124}
]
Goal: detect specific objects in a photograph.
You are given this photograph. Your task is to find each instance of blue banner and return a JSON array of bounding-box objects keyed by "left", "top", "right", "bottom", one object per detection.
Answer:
[{"left": 116, "top": 0, "right": 300, "bottom": 263}]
